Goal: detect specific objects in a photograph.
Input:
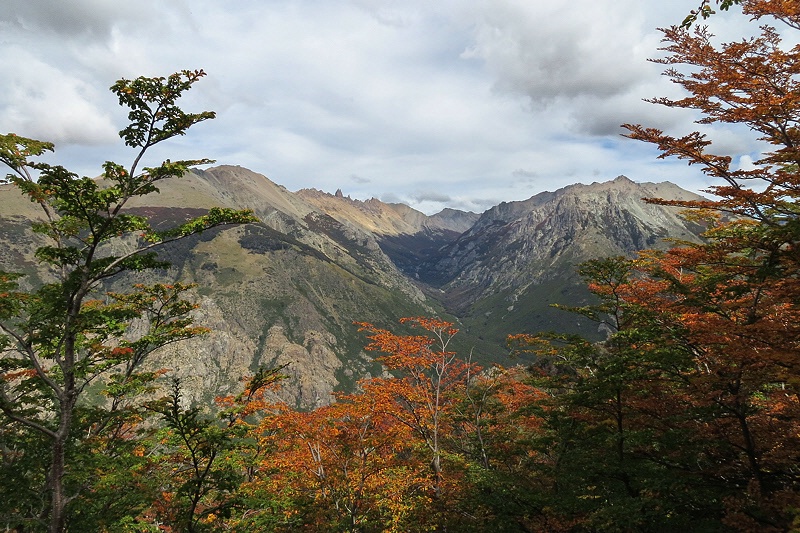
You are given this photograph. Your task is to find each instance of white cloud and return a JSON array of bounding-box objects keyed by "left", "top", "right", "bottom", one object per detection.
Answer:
[
  {"left": 737, "top": 155, "right": 756, "bottom": 171},
  {"left": 0, "top": 48, "right": 117, "bottom": 145},
  {"left": 2, "top": 0, "right": 149, "bottom": 38},
  {"left": 0, "top": 0, "right": 766, "bottom": 213},
  {"left": 462, "top": 0, "right": 650, "bottom": 103}
]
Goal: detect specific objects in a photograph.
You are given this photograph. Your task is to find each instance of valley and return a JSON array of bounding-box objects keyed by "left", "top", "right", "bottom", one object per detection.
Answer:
[{"left": 0, "top": 166, "right": 704, "bottom": 407}]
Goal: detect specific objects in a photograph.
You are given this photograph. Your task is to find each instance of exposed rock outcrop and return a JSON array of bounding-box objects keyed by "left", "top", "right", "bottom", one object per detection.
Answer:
[{"left": 0, "top": 169, "right": 707, "bottom": 407}]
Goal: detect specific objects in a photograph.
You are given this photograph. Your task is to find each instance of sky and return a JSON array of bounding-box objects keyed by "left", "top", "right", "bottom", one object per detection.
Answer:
[{"left": 0, "top": 0, "right": 775, "bottom": 214}]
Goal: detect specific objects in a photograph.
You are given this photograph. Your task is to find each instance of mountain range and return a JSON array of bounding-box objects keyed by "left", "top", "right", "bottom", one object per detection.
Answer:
[{"left": 0, "top": 166, "right": 705, "bottom": 408}]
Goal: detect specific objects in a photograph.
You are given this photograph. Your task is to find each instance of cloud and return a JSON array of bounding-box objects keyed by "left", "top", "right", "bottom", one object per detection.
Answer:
[
  {"left": 512, "top": 168, "right": 538, "bottom": 180},
  {"left": 379, "top": 192, "right": 402, "bottom": 204},
  {"left": 0, "top": 48, "right": 117, "bottom": 145},
  {"left": 1, "top": 0, "right": 158, "bottom": 39},
  {"left": 412, "top": 191, "right": 453, "bottom": 203},
  {"left": 462, "top": 0, "right": 650, "bottom": 104},
  {"left": 0, "top": 1, "right": 762, "bottom": 213},
  {"left": 737, "top": 155, "right": 756, "bottom": 171},
  {"left": 351, "top": 0, "right": 421, "bottom": 27},
  {"left": 351, "top": 174, "right": 372, "bottom": 184},
  {"left": 458, "top": 1, "right": 703, "bottom": 139}
]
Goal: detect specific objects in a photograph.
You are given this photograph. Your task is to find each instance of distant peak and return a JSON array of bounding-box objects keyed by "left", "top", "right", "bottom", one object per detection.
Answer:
[{"left": 335, "top": 189, "right": 344, "bottom": 198}]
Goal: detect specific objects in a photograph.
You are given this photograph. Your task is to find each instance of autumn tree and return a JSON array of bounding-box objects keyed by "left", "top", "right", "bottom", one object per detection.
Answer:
[
  {"left": 246, "top": 390, "right": 423, "bottom": 533},
  {"left": 624, "top": 0, "right": 800, "bottom": 512},
  {"left": 243, "top": 318, "right": 471, "bottom": 532},
  {"left": 0, "top": 70, "right": 257, "bottom": 532},
  {"left": 233, "top": 318, "right": 551, "bottom": 532},
  {"left": 515, "top": 1, "right": 800, "bottom": 529},
  {"left": 357, "top": 319, "right": 474, "bottom": 501},
  {"left": 360, "top": 321, "right": 552, "bottom": 531},
  {"left": 152, "top": 367, "right": 283, "bottom": 532}
]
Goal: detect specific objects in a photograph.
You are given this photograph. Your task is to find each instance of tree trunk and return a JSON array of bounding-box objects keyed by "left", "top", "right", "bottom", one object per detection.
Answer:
[{"left": 49, "top": 394, "right": 74, "bottom": 533}]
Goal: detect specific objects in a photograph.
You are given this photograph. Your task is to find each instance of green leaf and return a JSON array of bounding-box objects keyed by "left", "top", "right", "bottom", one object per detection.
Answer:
[
  {"left": 0, "top": 133, "right": 54, "bottom": 181},
  {"left": 111, "top": 70, "right": 216, "bottom": 149},
  {"left": 152, "top": 207, "right": 258, "bottom": 242}
]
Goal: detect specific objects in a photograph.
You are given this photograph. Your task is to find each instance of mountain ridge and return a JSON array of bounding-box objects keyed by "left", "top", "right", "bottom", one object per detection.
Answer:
[
  {"left": 414, "top": 174, "right": 706, "bottom": 342},
  {"left": 0, "top": 166, "right": 707, "bottom": 407}
]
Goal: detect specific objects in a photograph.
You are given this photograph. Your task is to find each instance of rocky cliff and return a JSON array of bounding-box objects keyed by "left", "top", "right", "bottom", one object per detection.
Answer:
[
  {"left": 0, "top": 169, "right": 706, "bottom": 407},
  {"left": 420, "top": 176, "right": 706, "bottom": 342}
]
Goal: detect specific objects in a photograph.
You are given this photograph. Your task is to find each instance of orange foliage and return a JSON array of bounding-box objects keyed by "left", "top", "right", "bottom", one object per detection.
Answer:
[
  {"left": 257, "top": 395, "right": 425, "bottom": 531},
  {"left": 240, "top": 318, "right": 546, "bottom": 530},
  {"left": 356, "top": 318, "right": 478, "bottom": 499},
  {"left": 615, "top": 2, "right": 800, "bottom": 525}
]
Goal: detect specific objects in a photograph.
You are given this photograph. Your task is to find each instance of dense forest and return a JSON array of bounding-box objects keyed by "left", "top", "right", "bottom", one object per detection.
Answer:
[{"left": 2, "top": 1, "right": 800, "bottom": 531}]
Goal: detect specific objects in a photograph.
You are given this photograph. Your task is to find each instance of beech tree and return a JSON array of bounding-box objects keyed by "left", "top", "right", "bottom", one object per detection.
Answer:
[
  {"left": 536, "top": 0, "right": 800, "bottom": 528},
  {"left": 240, "top": 318, "right": 552, "bottom": 532},
  {"left": 356, "top": 318, "right": 475, "bottom": 503},
  {"left": 506, "top": 2, "right": 800, "bottom": 529},
  {"left": 621, "top": 10, "right": 800, "bottom": 522},
  {"left": 0, "top": 70, "right": 256, "bottom": 532},
  {"left": 511, "top": 257, "right": 729, "bottom": 530},
  {"left": 252, "top": 391, "right": 421, "bottom": 532},
  {"left": 446, "top": 365, "right": 550, "bottom": 532}
]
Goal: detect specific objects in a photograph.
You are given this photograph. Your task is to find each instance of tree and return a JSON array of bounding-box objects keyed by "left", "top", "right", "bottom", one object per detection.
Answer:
[
  {"left": 153, "top": 367, "right": 283, "bottom": 532},
  {"left": 0, "top": 70, "right": 257, "bottom": 532},
  {"left": 509, "top": 258, "right": 723, "bottom": 531},
  {"left": 252, "top": 391, "right": 422, "bottom": 533},
  {"left": 357, "top": 318, "right": 475, "bottom": 502},
  {"left": 355, "top": 318, "right": 484, "bottom": 530},
  {"left": 505, "top": 4, "right": 800, "bottom": 527},
  {"left": 447, "top": 365, "right": 551, "bottom": 532},
  {"left": 507, "top": 3, "right": 800, "bottom": 526},
  {"left": 613, "top": 1, "right": 800, "bottom": 527}
]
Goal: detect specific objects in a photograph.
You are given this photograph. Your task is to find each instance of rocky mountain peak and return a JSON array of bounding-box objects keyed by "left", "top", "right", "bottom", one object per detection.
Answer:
[
  {"left": 0, "top": 165, "right": 709, "bottom": 408},
  {"left": 415, "top": 175, "right": 706, "bottom": 341},
  {"left": 296, "top": 188, "right": 476, "bottom": 238}
]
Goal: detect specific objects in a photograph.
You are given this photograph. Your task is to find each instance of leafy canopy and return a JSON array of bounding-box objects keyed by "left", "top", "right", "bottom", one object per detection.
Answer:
[{"left": 0, "top": 69, "right": 257, "bottom": 533}]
